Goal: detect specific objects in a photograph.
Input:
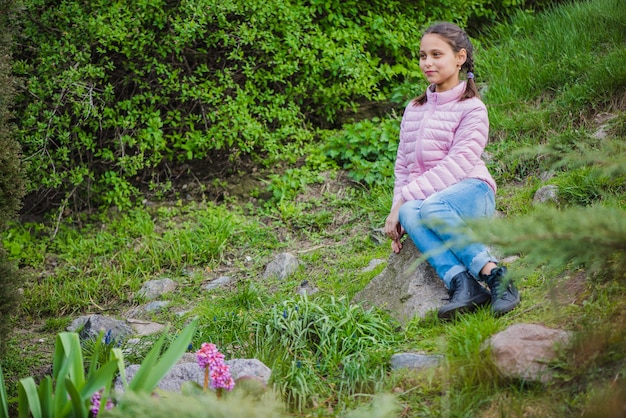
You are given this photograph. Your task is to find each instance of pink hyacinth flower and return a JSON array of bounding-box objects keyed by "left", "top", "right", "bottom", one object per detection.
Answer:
[
  {"left": 90, "top": 390, "right": 114, "bottom": 417},
  {"left": 195, "top": 342, "right": 235, "bottom": 393}
]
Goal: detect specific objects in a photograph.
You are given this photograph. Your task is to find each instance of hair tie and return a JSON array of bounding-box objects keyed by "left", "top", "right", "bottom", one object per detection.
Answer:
[{"left": 467, "top": 72, "right": 474, "bottom": 80}]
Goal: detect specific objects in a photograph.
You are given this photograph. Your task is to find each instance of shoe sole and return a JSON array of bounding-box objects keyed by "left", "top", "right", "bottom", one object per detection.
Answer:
[
  {"left": 492, "top": 295, "right": 521, "bottom": 316},
  {"left": 438, "top": 294, "right": 491, "bottom": 320}
]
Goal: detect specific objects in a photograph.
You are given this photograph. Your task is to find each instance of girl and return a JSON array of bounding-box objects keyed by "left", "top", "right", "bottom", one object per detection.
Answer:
[{"left": 384, "top": 22, "right": 520, "bottom": 319}]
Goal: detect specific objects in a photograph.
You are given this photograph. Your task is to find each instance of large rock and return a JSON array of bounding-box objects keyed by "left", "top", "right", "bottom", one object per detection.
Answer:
[
  {"left": 482, "top": 323, "right": 572, "bottom": 383},
  {"left": 115, "top": 358, "right": 272, "bottom": 393},
  {"left": 352, "top": 238, "right": 448, "bottom": 324},
  {"left": 67, "top": 314, "right": 133, "bottom": 343}
]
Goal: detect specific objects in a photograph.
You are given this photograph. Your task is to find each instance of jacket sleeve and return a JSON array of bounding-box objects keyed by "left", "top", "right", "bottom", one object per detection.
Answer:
[
  {"left": 400, "top": 104, "right": 489, "bottom": 201},
  {"left": 392, "top": 109, "right": 411, "bottom": 206}
]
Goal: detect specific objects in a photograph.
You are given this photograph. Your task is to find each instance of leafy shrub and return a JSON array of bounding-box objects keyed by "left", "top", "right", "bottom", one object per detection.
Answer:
[
  {"left": 13, "top": 0, "right": 551, "bottom": 211},
  {"left": 12, "top": 0, "right": 424, "bottom": 210},
  {"left": 323, "top": 116, "right": 399, "bottom": 186}
]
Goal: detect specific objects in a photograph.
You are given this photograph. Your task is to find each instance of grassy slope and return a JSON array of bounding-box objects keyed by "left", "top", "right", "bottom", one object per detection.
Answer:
[{"left": 2, "top": 0, "right": 626, "bottom": 416}]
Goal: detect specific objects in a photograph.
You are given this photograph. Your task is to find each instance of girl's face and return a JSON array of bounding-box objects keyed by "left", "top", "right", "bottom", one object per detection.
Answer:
[{"left": 419, "top": 34, "right": 467, "bottom": 93}]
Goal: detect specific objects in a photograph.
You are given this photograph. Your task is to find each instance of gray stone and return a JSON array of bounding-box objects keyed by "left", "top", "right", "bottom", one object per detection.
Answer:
[
  {"left": 539, "top": 171, "right": 555, "bottom": 182},
  {"left": 116, "top": 363, "right": 202, "bottom": 393},
  {"left": 352, "top": 238, "right": 448, "bottom": 324},
  {"left": 361, "top": 258, "right": 386, "bottom": 273},
  {"left": 137, "top": 278, "right": 177, "bottom": 300},
  {"left": 533, "top": 185, "right": 559, "bottom": 205},
  {"left": 203, "top": 275, "right": 232, "bottom": 291},
  {"left": 145, "top": 301, "right": 171, "bottom": 312},
  {"left": 297, "top": 280, "right": 318, "bottom": 296},
  {"left": 115, "top": 357, "right": 272, "bottom": 393},
  {"left": 501, "top": 255, "right": 520, "bottom": 264},
  {"left": 227, "top": 358, "right": 272, "bottom": 384},
  {"left": 591, "top": 126, "right": 609, "bottom": 140},
  {"left": 390, "top": 353, "right": 442, "bottom": 371},
  {"left": 482, "top": 323, "right": 572, "bottom": 383},
  {"left": 67, "top": 314, "right": 133, "bottom": 342},
  {"left": 125, "top": 301, "right": 171, "bottom": 318},
  {"left": 126, "top": 319, "right": 165, "bottom": 336},
  {"left": 263, "top": 252, "right": 300, "bottom": 280},
  {"left": 369, "top": 228, "right": 387, "bottom": 245}
]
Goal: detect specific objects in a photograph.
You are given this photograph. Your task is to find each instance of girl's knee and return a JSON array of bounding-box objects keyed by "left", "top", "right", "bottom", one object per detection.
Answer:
[
  {"left": 419, "top": 197, "right": 446, "bottom": 220},
  {"left": 398, "top": 200, "right": 422, "bottom": 224}
]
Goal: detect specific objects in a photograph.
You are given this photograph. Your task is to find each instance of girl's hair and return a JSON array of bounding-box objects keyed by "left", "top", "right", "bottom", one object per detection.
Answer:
[{"left": 413, "top": 22, "right": 479, "bottom": 105}]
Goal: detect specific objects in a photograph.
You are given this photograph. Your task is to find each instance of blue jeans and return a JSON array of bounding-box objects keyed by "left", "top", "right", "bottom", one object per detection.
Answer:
[{"left": 398, "top": 179, "right": 497, "bottom": 289}]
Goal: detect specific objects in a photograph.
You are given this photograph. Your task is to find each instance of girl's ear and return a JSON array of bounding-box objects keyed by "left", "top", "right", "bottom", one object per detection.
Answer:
[{"left": 456, "top": 48, "right": 467, "bottom": 67}]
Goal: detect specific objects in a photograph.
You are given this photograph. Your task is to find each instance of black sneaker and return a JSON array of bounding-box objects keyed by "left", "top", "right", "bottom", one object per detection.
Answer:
[
  {"left": 481, "top": 266, "right": 520, "bottom": 316},
  {"left": 438, "top": 271, "right": 491, "bottom": 320}
]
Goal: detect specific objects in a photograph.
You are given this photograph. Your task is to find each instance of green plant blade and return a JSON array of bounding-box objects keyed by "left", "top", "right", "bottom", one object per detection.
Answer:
[
  {"left": 111, "top": 348, "right": 128, "bottom": 390},
  {"left": 62, "top": 378, "right": 87, "bottom": 418},
  {"left": 87, "top": 331, "right": 105, "bottom": 377},
  {"left": 127, "top": 333, "right": 166, "bottom": 393},
  {"left": 145, "top": 319, "right": 198, "bottom": 392},
  {"left": 37, "top": 377, "right": 53, "bottom": 418},
  {"left": 56, "top": 333, "right": 85, "bottom": 388},
  {"left": 52, "top": 344, "right": 73, "bottom": 416},
  {"left": 129, "top": 319, "right": 198, "bottom": 393},
  {"left": 80, "top": 359, "right": 119, "bottom": 401},
  {"left": 18, "top": 377, "right": 42, "bottom": 418}
]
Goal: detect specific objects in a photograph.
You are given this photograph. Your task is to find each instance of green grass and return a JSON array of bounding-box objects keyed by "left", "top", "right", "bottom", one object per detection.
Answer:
[
  {"left": 481, "top": 0, "right": 626, "bottom": 186},
  {"left": 2, "top": 0, "right": 626, "bottom": 416}
]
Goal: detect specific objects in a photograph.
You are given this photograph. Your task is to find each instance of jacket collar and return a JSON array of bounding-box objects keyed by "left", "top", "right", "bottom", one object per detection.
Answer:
[{"left": 426, "top": 81, "right": 466, "bottom": 105}]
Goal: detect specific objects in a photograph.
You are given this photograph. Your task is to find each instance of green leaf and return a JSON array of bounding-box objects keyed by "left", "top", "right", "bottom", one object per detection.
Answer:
[
  {"left": 63, "top": 378, "right": 87, "bottom": 418},
  {"left": 80, "top": 359, "right": 120, "bottom": 401},
  {"left": 127, "top": 333, "right": 166, "bottom": 393},
  {"left": 87, "top": 331, "right": 105, "bottom": 378},
  {"left": 111, "top": 348, "right": 128, "bottom": 390},
  {"left": 147, "top": 319, "right": 198, "bottom": 385},
  {"left": 18, "top": 377, "right": 41, "bottom": 418},
  {"left": 37, "top": 377, "right": 53, "bottom": 418},
  {"left": 53, "top": 333, "right": 85, "bottom": 388},
  {"left": 52, "top": 342, "right": 76, "bottom": 417},
  {"left": 129, "top": 319, "right": 198, "bottom": 393}
]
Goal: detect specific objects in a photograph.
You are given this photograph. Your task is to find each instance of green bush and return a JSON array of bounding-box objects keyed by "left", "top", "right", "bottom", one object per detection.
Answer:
[
  {"left": 323, "top": 116, "right": 399, "bottom": 186},
  {"left": 13, "top": 0, "right": 553, "bottom": 210}
]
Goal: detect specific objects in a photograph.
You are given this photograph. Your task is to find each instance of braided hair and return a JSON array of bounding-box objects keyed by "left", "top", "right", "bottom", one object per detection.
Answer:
[{"left": 414, "top": 22, "right": 479, "bottom": 105}]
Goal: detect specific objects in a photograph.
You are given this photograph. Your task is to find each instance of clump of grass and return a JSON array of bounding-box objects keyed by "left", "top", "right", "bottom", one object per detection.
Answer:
[{"left": 251, "top": 295, "right": 398, "bottom": 412}]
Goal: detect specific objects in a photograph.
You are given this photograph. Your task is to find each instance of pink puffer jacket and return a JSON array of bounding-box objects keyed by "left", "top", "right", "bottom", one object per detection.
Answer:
[{"left": 392, "top": 81, "right": 496, "bottom": 206}]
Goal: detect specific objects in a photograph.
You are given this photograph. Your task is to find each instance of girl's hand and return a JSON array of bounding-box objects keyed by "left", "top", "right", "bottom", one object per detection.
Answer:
[{"left": 385, "top": 201, "right": 405, "bottom": 253}]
